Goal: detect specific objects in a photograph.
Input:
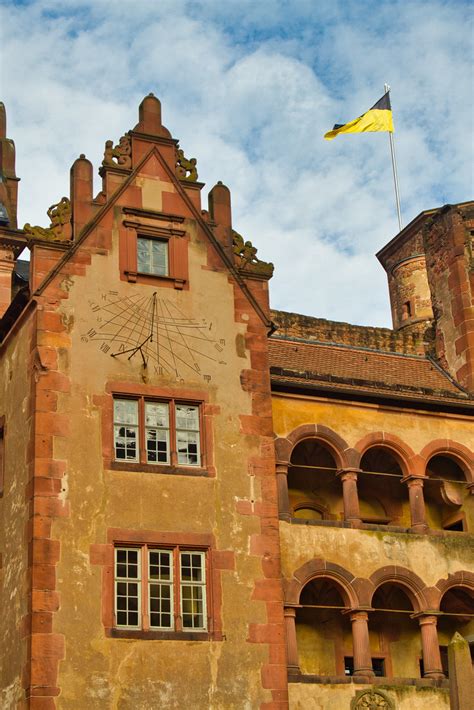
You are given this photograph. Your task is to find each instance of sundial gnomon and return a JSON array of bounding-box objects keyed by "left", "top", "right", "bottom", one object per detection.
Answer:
[{"left": 83, "top": 290, "right": 226, "bottom": 381}]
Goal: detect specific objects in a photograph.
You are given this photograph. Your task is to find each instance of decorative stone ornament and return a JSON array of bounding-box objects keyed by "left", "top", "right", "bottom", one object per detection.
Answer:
[
  {"left": 232, "top": 230, "right": 274, "bottom": 277},
  {"left": 102, "top": 134, "right": 132, "bottom": 169},
  {"left": 175, "top": 147, "right": 198, "bottom": 182},
  {"left": 23, "top": 197, "right": 72, "bottom": 242},
  {"left": 351, "top": 689, "right": 394, "bottom": 710}
]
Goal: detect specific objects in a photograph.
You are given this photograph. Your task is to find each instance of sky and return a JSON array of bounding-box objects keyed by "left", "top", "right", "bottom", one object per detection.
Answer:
[{"left": 1, "top": 0, "right": 472, "bottom": 327}]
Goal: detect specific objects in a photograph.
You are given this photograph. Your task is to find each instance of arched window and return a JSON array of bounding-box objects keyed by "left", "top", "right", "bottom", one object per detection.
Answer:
[
  {"left": 370, "top": 583, "right": 419, "bottom": 678},
  {"left": 437, "top": 586, "right": 474, "bottom": 675},
  {"left": 288, "top": 440, "right": 340, "bottom": 521},
  {"left": 296, "top": 577, "right": 350, "bottom": 675},
  {"left": 359, "top": 447, "right": 408, "bottom": 526}
]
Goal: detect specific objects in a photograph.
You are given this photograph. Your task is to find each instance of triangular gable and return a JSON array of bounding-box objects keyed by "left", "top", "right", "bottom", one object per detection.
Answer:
[{"left": 34, "top": 144, "right": 272, "bottom": 329}]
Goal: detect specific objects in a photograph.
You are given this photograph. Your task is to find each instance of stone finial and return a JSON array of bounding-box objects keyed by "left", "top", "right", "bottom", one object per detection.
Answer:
[
  {"left": 134, "top": 94, "right": 171, "bottom": 138},
  {"left": 448, "top": 632, "right": 474, "bottom": 710},
  {"left": 232, "top": 230, "right": 274, "bottom": 278},
  {"left": 175, "top": 147, "right": 198, "bottom": 182},
  {"left": 23, "top": 197, "right": 72, "bottom": 243},
  {"left": 208, "top": 182, "right": 231, "bottom": 227},
  {"left": 102, "top": 135, "right": 132, "bottom": 170}
]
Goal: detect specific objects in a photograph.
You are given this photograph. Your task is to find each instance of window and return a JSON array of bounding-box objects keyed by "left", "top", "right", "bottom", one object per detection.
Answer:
[
  {"left": 137, "top": 237, "right": 168, "bottom": 276},
  {"left": 114, "top": 545, "right": 207, "bottom": 632},
  {"left": 114, "top": 397, "right": 201, "bottom": 467},
  {"left": 121, "top": 210, "right": 188, "bottom": 289}
]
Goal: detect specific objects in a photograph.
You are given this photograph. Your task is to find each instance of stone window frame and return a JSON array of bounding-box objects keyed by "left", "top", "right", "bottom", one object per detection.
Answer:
[
  {"left": 114, "top": 542, "right": 208, "bottom": 634},
  {"left": 120, "top": 215, "right": 189, "bottom": 290},
  {"left": 99, "top": 382, "right": 217, "bottom": 478},
  {"left": 91, "top": 528, "right": 230, "bottom": 641},
  {"left": 113, "top": 395, "right": 202, "bottom": 469}
]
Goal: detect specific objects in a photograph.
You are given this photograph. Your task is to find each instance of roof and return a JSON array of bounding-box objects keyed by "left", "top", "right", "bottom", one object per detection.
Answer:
[{"left": 269, "top": 336, "right": 471, "bottom": 404}]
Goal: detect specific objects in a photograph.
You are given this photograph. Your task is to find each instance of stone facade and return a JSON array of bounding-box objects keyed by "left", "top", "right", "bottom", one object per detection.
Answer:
[{"left": 0, "top": 97, "right": 472, "bottom": 709}]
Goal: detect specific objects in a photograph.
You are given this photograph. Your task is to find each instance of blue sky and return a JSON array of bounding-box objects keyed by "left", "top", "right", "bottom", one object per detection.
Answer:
[{"left": 1, "top": 0, "right": 473, "bottom": 326}]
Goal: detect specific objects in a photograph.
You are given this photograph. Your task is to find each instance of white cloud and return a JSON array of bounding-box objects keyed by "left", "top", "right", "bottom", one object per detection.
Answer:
[{"left": 0, "top": 0, "right": 472, "bottom": 327}]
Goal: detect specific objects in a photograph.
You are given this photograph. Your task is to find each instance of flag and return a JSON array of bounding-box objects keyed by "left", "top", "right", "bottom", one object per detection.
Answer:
[{"left": 324, "top": 92, "right": 394, "bottom": 140}]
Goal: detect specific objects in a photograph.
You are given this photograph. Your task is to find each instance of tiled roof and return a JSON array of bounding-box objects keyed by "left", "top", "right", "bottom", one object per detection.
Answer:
[{"left": 268, "top": 337, "right": 470, "bottom": 402}]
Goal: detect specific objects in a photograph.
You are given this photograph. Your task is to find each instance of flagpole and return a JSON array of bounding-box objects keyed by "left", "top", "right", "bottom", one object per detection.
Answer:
[{"left": 384, "top": 83, "right": 403, "bottom": 231}]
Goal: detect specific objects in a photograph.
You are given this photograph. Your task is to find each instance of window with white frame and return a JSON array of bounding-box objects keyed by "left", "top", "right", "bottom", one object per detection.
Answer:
[
  {"left": 113, "top": 398, "right": 201, "bottom": 467},
  {"left": 137, "top": 237, "right": 168, "bottom": 276},
  {"left": 114, "top": 545, "right": 207, "bottom": 632}
]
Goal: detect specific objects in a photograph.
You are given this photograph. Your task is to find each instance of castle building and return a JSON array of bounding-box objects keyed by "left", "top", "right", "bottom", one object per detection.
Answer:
[{"left": 0, "top": 96, "right": 472, "bottom": 709}]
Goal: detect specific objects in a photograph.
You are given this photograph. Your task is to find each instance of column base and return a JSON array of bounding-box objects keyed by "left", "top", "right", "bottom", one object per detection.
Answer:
[
  {"left": 287, "top": 664, "right": 301, "bottom": 676},
  {"left": 423, "top": 670, "right": 445, "bottom": 680},
  {"left": 410, "top": 523, "right": 429, "bottom": 534},
  {"left": 353, "top": 668, "right": 376, "bottom": 679}
]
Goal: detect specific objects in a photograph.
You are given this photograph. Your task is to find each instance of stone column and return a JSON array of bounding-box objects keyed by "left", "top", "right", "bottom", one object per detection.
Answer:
[
  {"left": 284, "top": 607, "right": 300, "bottom": 674},
  {"left": 337, "top": 468, "right": 362, "bottom": 524},
  {"left": 417, "top": 614, "right": 445, "bottom": 679},
  {"left": 276, "top": 461, "right": 291, "bottom": 522},
  {"left": 403, "top": 476, "right": 428, "bottom": 533},
  {"left": 349, "top": 610, "right": 375, "bottom": 678}
]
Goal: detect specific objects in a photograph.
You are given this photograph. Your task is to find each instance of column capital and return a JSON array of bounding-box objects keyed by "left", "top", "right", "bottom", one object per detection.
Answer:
[
  {"left": 342, "top": 607, "right": 373, "bottom": 618},
  {"left": 336, "top": 467, "right": 362, "bottom": 479},
  {"left": 275, "top": 461, "right": 289, "bottom": 474},
  {"left": 401, "top": 474, "right": 426, "bottom": 486},
  {"left": 283, "top": 606, "right": 297, "bottom": 619},
  {"left": 412, "top": 612, "right": 440, "bottom": 625}
]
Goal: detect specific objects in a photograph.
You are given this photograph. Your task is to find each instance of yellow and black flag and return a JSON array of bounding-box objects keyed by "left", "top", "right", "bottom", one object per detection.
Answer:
[{"left": 324, "top": 92, "right": 394, "bottom": 140}]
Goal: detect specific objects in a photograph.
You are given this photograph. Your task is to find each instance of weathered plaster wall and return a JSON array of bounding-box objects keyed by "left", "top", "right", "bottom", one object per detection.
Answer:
[
  {"left": 0, "top": 311, "right": 34, "bottom": 707},
  {"left": 34, "top": 160, "right": 285, "bottom": 708}
]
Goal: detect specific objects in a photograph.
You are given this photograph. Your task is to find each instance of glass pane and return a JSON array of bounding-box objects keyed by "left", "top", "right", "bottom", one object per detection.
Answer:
[
  {"left": 137, "top": 237, "right": 168, "bottom": 276},
  {"left": 145, "top": 402, "right": 169, "bottom": 428},
  {"left": 114, "top": 399, "right": 138, "bottom": 425},
  {"left": 176, "top": 405, "right": 199, "bottom": 430}
]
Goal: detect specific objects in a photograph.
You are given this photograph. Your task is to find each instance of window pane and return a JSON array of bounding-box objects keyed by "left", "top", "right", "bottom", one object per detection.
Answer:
[
  {"left": 146, "top": 402, "right": 169, "bottom": 464},
  {"left": 114, "top": 399, "right": 138, "bottom": 425},
  {"left": 137, "top": 237, "right": 168, "bottom": 276},
  {"left": 148, "top": 550, "right": 174, "bottom": 629},
  {"left": 145, "top": 402, "right": 169, "bottom": 428},
  {"left": 176, "top": 405, "right": 199, "bottom": 430},
  {"left": 180, "top": 552, "right": 206, "bottom": 630},
  {"left": 115, "top": 547, "right": 141, "bottom": 628},
  {"left": 114, "top": 424, "right": 138, "bottom": 462}
]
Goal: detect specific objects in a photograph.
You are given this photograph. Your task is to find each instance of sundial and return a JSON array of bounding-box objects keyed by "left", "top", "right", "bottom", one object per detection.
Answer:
[{"left": 82, "top": 290, "right": 226, "bottom": 381}]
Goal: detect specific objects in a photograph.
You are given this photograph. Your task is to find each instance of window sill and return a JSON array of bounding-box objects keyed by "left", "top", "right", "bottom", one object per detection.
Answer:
[
  {"left": 106, "top": 628, "right": 221, "bottom": 641},
  {"left": 124, "top": 269, "right": 186, "bottom": 289},
  {"left": 288, "top": 672, "right": 449, "bottom": 688},
  {"left": 110, "top": 461, "right": 210, "bottom": 477}
]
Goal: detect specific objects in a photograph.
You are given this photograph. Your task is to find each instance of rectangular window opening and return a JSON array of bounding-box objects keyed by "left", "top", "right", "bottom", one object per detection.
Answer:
[{"left": 137, "top": 237, "right": 168, "bottom": 277}]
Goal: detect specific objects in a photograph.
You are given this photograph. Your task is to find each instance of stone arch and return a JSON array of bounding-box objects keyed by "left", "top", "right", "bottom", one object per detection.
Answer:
[
  {"left": 420, "top": 440, "right": 474, "bottom": 484},
  {"left": 284, "top": 559, "right": 358, "bottom": 607},
  {"left": 285, "top": 423, "right": 349, "bottom": 470},
  {"left": 369, "top": 566, "right": 428, "bottom": 612},
  {"left": 355, "top": 432, "right": 416, "bottom": 477},
  {"left": 432, "top": 571, "right": 474, "bottom": 610}
]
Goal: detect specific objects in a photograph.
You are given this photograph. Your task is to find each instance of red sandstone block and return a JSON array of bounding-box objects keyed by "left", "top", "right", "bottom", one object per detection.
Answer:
[
  {"left": 260, "top": 702, "right": 289, "bottom": 710},
  {"left": 262, "top": 557, "right": 283, "bottom": 580},
  {"left": 89, "top": 543, "right": 114, "bottom": 566},
  {"left": 240, "top": 414, "right": 273, "bottom": 436},
  {"left": 32, "top": 477, "right": 62, "bottom": 497},
  {"left": 254, "top": 502, "right": 279, "bottom": 517},
  {"left": 252, "top": 579, "right": 284, "bottom": 602},
  {"left": 34, "top": 498, "right": 69, "bottom": 518},
  {"left": 31, "top": 538, "right": 60, "bottom": 566},
  {"left": 251, "top": 350, "right": 270, "bottom": 371},
  {"left": 31, "top": 633, "right": 65, "bottom": 660},
  {"left": 35, "top": 412, "right": 70, "bottom": 437},
  {"left": 35, "top": 390, "right": 58, "bottom": 413},
  {"left": 252, "top": 393, "right": 273, "bottom": 417},
  {"left": 27, "top": 516, "right": 53, "bottom": 540},
  {"left": 34, "top": 460, "right": 66, "bottom": 479},
  {"left": 250, "top": 534, "right": 280, "bottom": 557},
  {"left": 36, "top": 346, "right": 58, "bottom": 370},
  {"left": 30, "top": 657, "right": 59, "bottom": 686},
  {"left": 36, "top": 371, "right": 70, "bottom": 393},
  {"left": 266, "top": 601, "right": 285, "bottom": 624},
  {"left": 212, "top": 550, "right": 235, "bottom": 570},
  {"left": 248, "top": 623, "right": 285, "bottom": 645},
  {"left": 271, "top": 690, "right": 290, "bottom": 702},
  {"left": 34, "top": 435, "right": 53, "bottom": 459},
  {"left": 31, "top": 612, "right": 53, "bottom": 634},
  {"left": 37, "top": 312, "right": 65, "bottom": 333},
  {"left": 268, "top": 644, "right": 287, "bottom": 665},
  {"left": 31, "top": 564, "right": 56, "bottom": 591},
  {"left": 261, "top": 664, "right": 288, "bottom": 690}
]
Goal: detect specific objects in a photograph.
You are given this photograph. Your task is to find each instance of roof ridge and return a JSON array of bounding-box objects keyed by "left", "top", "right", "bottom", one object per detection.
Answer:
[{"left": 269, "top": 334, "right": 427, "bottom": 360}]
